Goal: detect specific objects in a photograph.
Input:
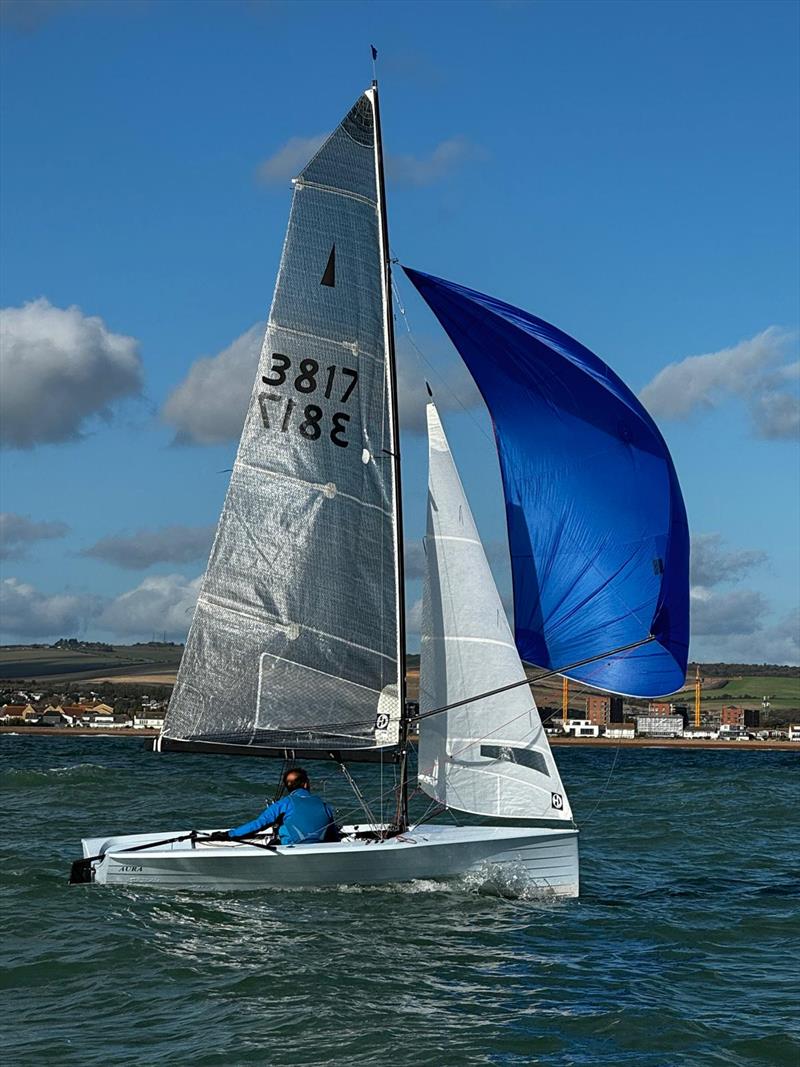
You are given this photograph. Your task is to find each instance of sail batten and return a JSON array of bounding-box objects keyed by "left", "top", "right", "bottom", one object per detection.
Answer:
[
  {"left": 160, "top": 93, "right": 402, "bottom": 756},
  {"left": 405, "top": 268, "right": 690, "bottom": 699}
]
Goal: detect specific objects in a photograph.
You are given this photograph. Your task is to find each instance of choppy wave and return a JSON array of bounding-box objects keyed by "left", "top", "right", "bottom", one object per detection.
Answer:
[
  {"left": 0, "top": 762, "right": 114, "bottom": 787},
  {"left": 2, "top": 734, "right": 799, "bottom": 1067}
]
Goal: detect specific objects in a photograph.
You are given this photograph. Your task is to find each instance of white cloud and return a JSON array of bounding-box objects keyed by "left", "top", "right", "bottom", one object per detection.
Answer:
[
  {"left": 161, "top": 323, "right": 263, "bottom": 445},
  {"left": 690, "top": 533, "right": 767, "bottom": 589},
  {"left": 691, "top": 608, "right": 799, "bottom": 666},
  {"left": 751, "top": 387, "right": 800, "bottom": 440},
  {"left": 0, "top": 513, "right": 69, "bottom": 561},
  {"left": 0, "top": 577, "right": 100, "bottom": 638},
  {"left": 686, "top": 532, "right": 797, "bottom": 664},
  {"left": 81, "top": 525, "right": 215, "bottom": 570},
  {"left": 98, "top": 574, "right": 202, "bottom": 639},
  {"left": 256, "top": 135, "right": 326, "bottom": 185},
  {"left": 162, "top": 323, "right": 483, "bottom": 445},
  {"left": 690, "top": 587, "right": 769, "bottom": 637},
  {"left": 387, "top": 137, "right": 482, "bottom": 186},
  {"left": 407, "top": 596, "right": 423, "bottom": 636},
  {"left": 0, "top": 298, "right": 143, "bottom": 448},
  {"left": 256, "top": 132, "right": 481, "bottom": 189},
  {"left": 0, "top": 572, "right": 202, "bottom": 643},
  {"left": 639, "top": 327, "right": 798, "bottom": 439}
]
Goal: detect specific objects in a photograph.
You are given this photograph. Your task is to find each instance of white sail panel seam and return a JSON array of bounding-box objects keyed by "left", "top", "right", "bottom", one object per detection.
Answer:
[
  {"left": 431, "top": 636, "right": 520, "bottom": 650},
  {"left": 195, "top": 591, "right": 394, "bottom": 662},
  {"left": 429, "top": 535, "right": 482, "bottom": 546},
  {"left": 233, "top": 461, "right": 393, "bottom": 517},
  {"left": 293, "top": 178, "right": 377, "bottom": 208},
  {"left": 267, "top": 322, "right": 384, "bottom": 365}
]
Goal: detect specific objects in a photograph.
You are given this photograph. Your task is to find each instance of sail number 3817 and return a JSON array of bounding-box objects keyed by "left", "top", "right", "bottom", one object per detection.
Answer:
[{"left": 258, "top": 352, "right": 358, "bottom": 448}]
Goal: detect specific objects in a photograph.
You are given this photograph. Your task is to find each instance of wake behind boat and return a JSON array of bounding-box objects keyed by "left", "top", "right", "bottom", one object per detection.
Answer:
[{"left": 71, "top": 78, "right": 688, "bottom": 897}]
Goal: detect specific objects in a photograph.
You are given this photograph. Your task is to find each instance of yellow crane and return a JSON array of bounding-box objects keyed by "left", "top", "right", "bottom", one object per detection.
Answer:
[{"left": 694, "top": 664, "right": 702, "bottom": 728}]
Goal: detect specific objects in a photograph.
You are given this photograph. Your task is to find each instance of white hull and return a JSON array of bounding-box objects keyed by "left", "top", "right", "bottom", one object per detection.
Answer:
[{"left": 79, "top": 824, "right": 579, "bottom": 898}]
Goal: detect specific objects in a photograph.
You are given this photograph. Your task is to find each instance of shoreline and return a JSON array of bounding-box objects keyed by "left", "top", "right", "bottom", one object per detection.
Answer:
[
  {"left": 0, "top": 725, "right": 797, "bottom": 750},
  {"left": 548, "top": 736, "right": 798, "bottom": 751},
  {"left": 1, "top": 726, "right": 158, "bottom": 737}
]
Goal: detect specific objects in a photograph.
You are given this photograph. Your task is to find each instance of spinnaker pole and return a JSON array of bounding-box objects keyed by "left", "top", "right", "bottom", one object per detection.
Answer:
[{"left": 369, "top": 79, "right": 409, "bottom": 830}]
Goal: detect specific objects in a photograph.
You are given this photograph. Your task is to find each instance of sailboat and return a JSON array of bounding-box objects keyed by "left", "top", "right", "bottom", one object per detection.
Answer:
[{"left": 70, "top": 83, "right": 688, "bottom": 895}]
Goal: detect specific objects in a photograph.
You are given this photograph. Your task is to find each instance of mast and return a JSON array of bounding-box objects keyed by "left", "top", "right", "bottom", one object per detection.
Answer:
[{"left": 368, "top": 80, "right": 409, "bottom": 829}]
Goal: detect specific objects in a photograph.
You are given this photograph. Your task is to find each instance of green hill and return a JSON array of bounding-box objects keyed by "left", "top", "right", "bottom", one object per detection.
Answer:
[{"left": 0, "top": 643, "right": 183, "bottom": 683}]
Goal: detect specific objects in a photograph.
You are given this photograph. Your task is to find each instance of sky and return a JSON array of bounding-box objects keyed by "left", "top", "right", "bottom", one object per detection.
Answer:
[{"left": 0, "top": 0, "right": 798, "bottom": 667}]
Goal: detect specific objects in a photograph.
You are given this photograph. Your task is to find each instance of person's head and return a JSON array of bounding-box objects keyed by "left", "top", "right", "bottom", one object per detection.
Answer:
[{"left": 283, "top": 767, "right": 310, "bottom": 793}]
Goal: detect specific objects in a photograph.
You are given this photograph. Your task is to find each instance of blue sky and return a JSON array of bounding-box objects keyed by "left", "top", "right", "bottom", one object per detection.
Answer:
[{"left": 1, "top": 0, "right": 798, "bottom": 666}]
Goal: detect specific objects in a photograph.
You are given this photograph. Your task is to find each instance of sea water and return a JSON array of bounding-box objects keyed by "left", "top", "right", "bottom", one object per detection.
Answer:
[{"left": 1, "top": 735, "right": 798, "bottom": 1066}]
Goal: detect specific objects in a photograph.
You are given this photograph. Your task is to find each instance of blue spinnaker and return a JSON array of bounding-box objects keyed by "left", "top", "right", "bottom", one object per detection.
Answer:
[{"left": 404, "top": 267, "right": 689, "bottom": 697}]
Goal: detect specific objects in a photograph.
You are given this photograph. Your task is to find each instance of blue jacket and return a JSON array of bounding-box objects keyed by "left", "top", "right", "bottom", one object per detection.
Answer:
[{"left": 228, "top": 788, "right": 337, "bottom": 845}]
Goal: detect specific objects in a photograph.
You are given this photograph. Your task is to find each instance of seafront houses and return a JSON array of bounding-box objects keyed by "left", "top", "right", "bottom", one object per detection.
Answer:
[
  {"left": 683, "top": 726, "right": 719, "bottom": 740},
  {"left": 83, "top": 711, "right": 133, "bottom": 729},
  {"left": 0, "top": 699, "right": 139, "bottom": 728},
  {"left": 39, "top": 707, "right": 76, "bottom": 727},
  {"left": 605, "top": 722, "right": 636, "bottom": 740},
  {"left": 564, "top": 719, "right": 601, "bottom": 738},
  {"left": 133, "top": 710, "right": 166, "bottom": 729},
  {"left": 0, "top": 703, "right": 39, "bottom": 723}
]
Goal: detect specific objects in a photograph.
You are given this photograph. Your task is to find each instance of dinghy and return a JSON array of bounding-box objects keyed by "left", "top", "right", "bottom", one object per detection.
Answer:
[{"left": 71, "top": 81, "right": 688, "bottom": 895}]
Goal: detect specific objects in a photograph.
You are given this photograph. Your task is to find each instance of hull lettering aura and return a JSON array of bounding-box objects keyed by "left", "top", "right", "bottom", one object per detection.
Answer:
[{"left": 71, "top": 80, "right": 688, "bottom": 898}]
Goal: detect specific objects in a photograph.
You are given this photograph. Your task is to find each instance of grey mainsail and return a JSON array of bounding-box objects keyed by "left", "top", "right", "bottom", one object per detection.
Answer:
[{"left": 160, "top": 91, "right": 402, "bottom": 754}]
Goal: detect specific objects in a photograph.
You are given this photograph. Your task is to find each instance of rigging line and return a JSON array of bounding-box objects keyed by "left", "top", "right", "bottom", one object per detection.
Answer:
[
  {"left": 576, "top": 743, "right": 623, "bottom": 827},
  {"left": 390, "top": 274, "right": 496, "bottom": 448},
  {"left": 332, "top": 780, "right": 403, "bottom": 826},
  {"left": 409, "top": 800, "right": 445, "bottom": 832},
  {"left": 336, "top": 759, "right": 381, "bottom": 833},
  {"left": 411, "top": 635, "right": 657, "bottom": 726}
]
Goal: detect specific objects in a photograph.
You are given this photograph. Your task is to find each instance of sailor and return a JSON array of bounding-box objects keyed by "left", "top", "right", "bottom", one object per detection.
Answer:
[{"left": 214, "top": 767, "right": 339, "bottom": 845}]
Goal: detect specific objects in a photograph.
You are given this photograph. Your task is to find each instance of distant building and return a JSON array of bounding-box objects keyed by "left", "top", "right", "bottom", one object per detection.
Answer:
[
  {"left": 720, "top": 705, "right": 760, "bottom": 728},
  {"left": 79, "top": 702, "right": 114, "bottom": 715},
  {"left": 84, "top": 712, "right": 132, "bottom": 728},
  {"left": 648, "top": 702, "right": 673, "bottom": 716},
  {"left": 683, "top": 726, "right": 718, "bottom": 740},
  {"left": 133, "top": 711, "right": 166, "bottom": 729},
  {"left": 635, "top": 714, "right": 683, "bottom": 738},
  {"left": 38, "top": 709, "right": 74, "bottom": 727},
  {"left": 0, "top": 703, "right": 38, "bottom": 722},
  {"left": 789, "top": 724, "right": 800, "bottom": 742},
  {"left": 672, "top": 703, "right": 690, "bottom": 728},
  {"left": 718, "top": 723, "right": 749, "bottom": 739},
  {"left": 141, "top": 698, "right": 167, "bottom": 712},
  {"left": 586, "top": 696, "right": 611, "bottom": 727},
  {"left": 604, "top": 722, "right": 635, "bottom": 739},
  {"left": 564, "top": 718, "right": 600, "bottom": 738},
  {"left": 609, "top": 697, "right": 624, "bottom": 723}
]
